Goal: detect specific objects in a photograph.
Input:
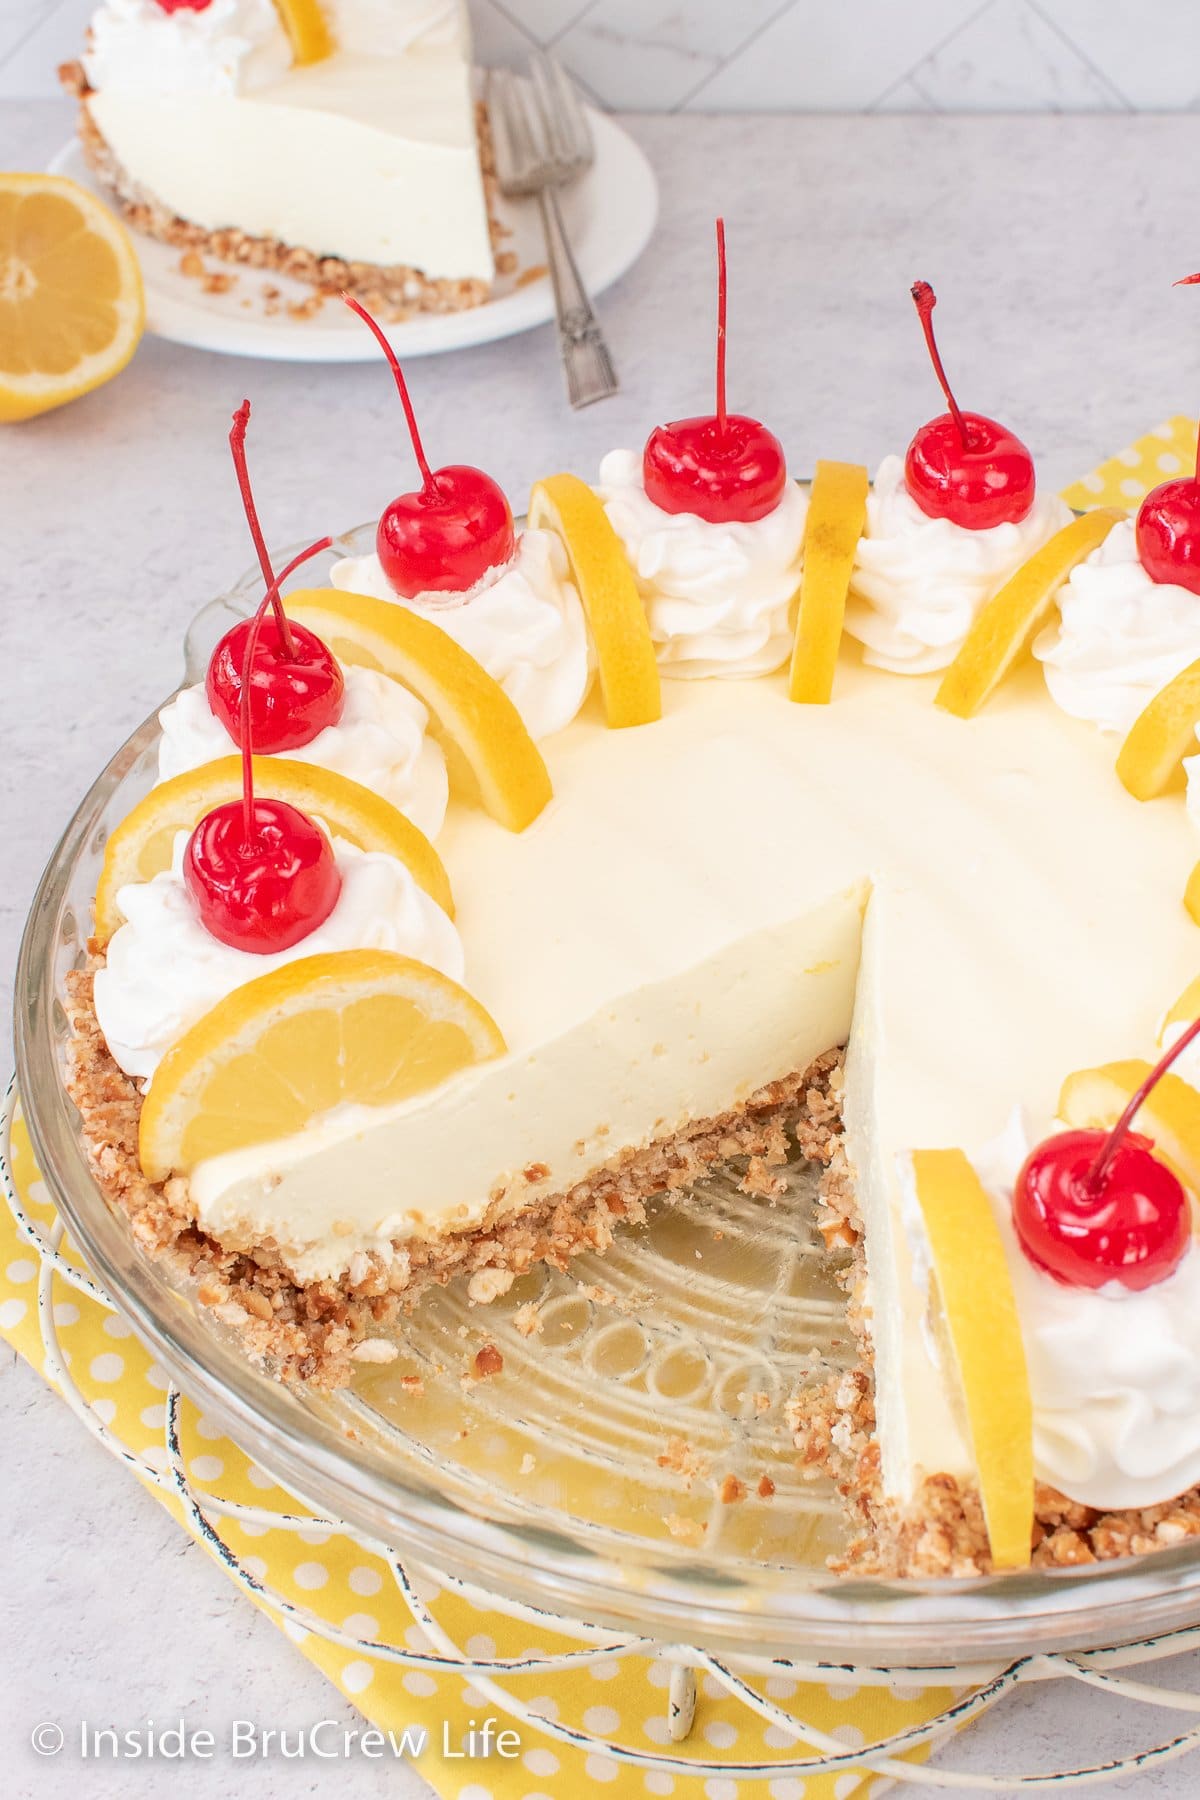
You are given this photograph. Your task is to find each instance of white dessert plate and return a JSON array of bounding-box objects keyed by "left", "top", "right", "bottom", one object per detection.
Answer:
[{"left": 47, "top": 102, "right": 657, "bottom": 362}]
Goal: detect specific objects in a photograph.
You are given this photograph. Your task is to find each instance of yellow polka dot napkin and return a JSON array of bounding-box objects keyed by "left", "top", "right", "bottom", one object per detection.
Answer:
[
  {"left": 4, "top": 426, "right": 1180, "bottom": 1797},
  {"left": 1061, "top": 415, "right": 1197, "bottom": 512}
]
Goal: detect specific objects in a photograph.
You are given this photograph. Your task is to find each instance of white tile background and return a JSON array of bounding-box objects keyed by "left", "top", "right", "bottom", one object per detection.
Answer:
[{"left": 1, "top": 0, "right": 1198, "bottom": 109}]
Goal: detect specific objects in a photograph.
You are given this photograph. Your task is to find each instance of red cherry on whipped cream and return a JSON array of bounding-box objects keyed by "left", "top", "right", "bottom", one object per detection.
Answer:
[
  {"left": 207, "top": 401, "right": 343, "bottom": 754},
  {"left": 1012, "top": 1016, "right": 1200, "bottom": 1291},
  {"left": 185, "top": 797, "right": 341, "bottom": 954},
  {"left": 186, "top": 553, "right": 342, "bottom": 954},
  {"left": 1135, "top": 274, "right": 1200, "bottom": 596},
  {"left": 904, "top": 280, "right": 1035, "bottom": 531},
  {"left": 153, "top": 0, "right": 213, "bottom": 12},
  {"left": 642, "top": 218, "right": 786, "bottom": 525},
  {"left": 343, "top": 295, "right": 514, "bottom": 599}
]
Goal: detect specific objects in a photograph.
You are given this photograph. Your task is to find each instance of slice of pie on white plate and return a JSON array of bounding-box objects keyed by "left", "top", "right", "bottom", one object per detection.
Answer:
[{"left": 61, "top": 0, "right": 499, "bottom": 315}]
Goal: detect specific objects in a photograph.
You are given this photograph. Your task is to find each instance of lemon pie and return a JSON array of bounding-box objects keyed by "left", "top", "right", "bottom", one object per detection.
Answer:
[
  {"left": 62, "top": 345, "right": 1200, "bottom": 1575},
  {"left": 62, "top": 0, "right": 498, "bottom": 312}
]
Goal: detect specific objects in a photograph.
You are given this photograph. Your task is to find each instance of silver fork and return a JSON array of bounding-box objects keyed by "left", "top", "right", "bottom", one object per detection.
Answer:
[{"left": 488, "top": 56, "right": 618, "bottom": 409}]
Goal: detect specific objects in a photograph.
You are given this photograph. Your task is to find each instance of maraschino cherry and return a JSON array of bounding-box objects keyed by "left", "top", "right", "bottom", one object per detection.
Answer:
[
  {"left": 207, "top": 401, "right": 343, "bottom": 754},
  {"left": 344, "top": 296, "right": 514, "bottom": 599},
  {"left": 153, "top": 0, "right": 212, "bottom": 12},
  {"left": 1135, "top": 274, "right": 1200, "bottom": 596},
  {"left": 904, "top": 281, "right": 1035, "bottom": 531},
  {"left": 642, "top": 218, "right": 786, "bottom": 524},
  {"left": 1012, "top": 1015, "right": 1200, "bottom": 1291},
  {"left": 186, "top": 560, "right": 343, "bottom": 955}
]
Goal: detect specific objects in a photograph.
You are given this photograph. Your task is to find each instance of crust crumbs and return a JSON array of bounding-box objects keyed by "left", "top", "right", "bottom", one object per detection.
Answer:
[
  {"left": 665, "top": 1514, "right": 707, "bottom": 1546},
  {"left": 657, "top": 1436, "right": 709, "bottom": 1485},
  {"left": 60, "top": 62, "right": 504, "bottom": 319},
  {"left": 471, "top": 1343, "right": 504, "bottom": 1381}
]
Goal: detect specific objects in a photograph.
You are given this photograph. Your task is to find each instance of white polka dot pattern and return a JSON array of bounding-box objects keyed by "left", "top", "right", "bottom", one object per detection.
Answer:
[{"left": 1061, "top": 416, "right": 1198, "bottom": 515}]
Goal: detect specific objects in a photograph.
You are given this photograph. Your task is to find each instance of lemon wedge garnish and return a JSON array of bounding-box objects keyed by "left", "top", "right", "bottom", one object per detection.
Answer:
[
  {"left": 529, "top": 473, "right": 661, "bottom": 729},
  {"left": 788, "top": 461, "right": 869, "bottom": 704},
  {"left": 1058, "top": 1060, "right": 1200, "bottom": 1206},
  {"left": 271, "top": 0, "right": 334, "bottom": 62},
  {"left": 1116, "top": 656, "right": 1200, "bottom": 800},
  {"left": 139, "top": 949, "right": 504, "bottom": 1182},
  {"left": 908, "top": 1148, "right": 1033, "bottom": 1570},
  {"left": 283, "top": 588, "right": 551, "bottom": 831},
  {"left": 0, "top": 173, "right": 144, "bottom": 423},
  {"left": 935, "top": 509, "right": 1124, "bottom": 719},
  {"left": 95, "top": 757, "right": 453, "bottom": 944}
]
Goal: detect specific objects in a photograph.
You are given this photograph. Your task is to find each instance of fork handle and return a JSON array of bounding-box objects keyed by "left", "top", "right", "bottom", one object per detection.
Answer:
[{"left": 537, "top": 186, "right": 618, "bottom": 409}]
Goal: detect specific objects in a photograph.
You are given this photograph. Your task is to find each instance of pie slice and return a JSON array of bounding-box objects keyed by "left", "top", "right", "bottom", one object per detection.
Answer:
[{"left": 62, "top": 0, "right": 498, "bottom": 314}]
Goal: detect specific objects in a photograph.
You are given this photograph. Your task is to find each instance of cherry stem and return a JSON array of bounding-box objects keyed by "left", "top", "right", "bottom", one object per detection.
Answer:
[
  {"left": 1085, "top": 1011, "right": 1200, "bottom": 1193},
  {"left": 715, "top": 216, "right": 727, "bottom": 437},
  {"left": 237, "top": 535, "right": 333, "bottom": 844},
  {"left": 229, "top": 402, "right": 297, "bottom": 658},
  {"left": 910, "top": 280, "right": 972, "bottom": 452},
  {"left": 342, "top": 294, "right": 438, "bottom": 498},
  {"left": 1179, "top": 278, "right": 1200, "bottom": 483}
]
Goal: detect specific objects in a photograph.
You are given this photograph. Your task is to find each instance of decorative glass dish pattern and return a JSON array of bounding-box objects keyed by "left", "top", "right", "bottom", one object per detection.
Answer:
[{"left": 16, "top": 527, "right": 1200, "bottom": 1665}]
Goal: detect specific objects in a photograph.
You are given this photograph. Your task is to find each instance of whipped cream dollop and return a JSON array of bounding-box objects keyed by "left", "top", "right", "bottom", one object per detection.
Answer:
[
  {"left": 1035, "top": 517, "right": 1200, "bottom": 736},
  {"left": 85, "top": 0, "right": 291, "bottom": 98},
  {"left": 95, "top": 832, "right": 463, "bottom": 1083},
  {"left": 967, "top": 1111, "right": 1200, "bottom": 1512},
  {"left": 331, "top": 529, "right": 591, "bottom": 740},
  {"left": 157, "top": 666, "right": 449, "bottom": 842},
  {"left": 595, "top": 448, "right": 807, "bottom": 679},
  {"left": 846, "top": 455, "right": 1072, "bottom": 675}
]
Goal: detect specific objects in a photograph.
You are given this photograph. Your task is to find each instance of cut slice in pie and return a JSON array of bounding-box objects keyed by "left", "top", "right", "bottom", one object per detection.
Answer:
[{"left": 62, "top": 0, "right": 499, "bottom": 314}]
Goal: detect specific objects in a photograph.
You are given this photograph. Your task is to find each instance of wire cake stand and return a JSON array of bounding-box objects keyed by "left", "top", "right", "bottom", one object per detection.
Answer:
[{"left": 14, "top": 534, "right": 1200, "bottom": 1786}]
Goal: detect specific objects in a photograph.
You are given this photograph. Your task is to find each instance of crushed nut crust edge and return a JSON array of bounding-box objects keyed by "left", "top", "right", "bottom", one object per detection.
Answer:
[{"left": 65, "top": 965, "right": 839, "bottom": 1392}]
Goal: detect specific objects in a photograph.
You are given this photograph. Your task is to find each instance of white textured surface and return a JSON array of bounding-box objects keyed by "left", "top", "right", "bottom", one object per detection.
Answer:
[
  {"left": 4, "top": 0, "right": 1200, "bottom": 109},
  {"left": 6, "top": 98, "right": 1200, "bottom": 1798}
]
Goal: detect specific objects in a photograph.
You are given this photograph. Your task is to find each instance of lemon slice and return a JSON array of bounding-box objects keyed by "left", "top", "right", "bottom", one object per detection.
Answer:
[
  {"left": 139, "top": 949, "right": 504, "bottom": 1182},
  {"left": 529, "top": 473, "right": 661, "bottom": 729},
  {"left": 1186, "top": 866, "right": 1200, "bottom": 928},
  {"left": 935, "top": 508, "right": 1124, "bottom": 719},
  {"left": 271, "top": 0, "right": 334, "bottom": 62},
  {"left": 95, "top": 757, "right": 452, "bottom": 944},
  {"left": 0, "top": 173, "right": 144, "bottom": 423},
  {"left": 788, "top": 461, "right": 869, "bottom": 704},
  {"left": 284, "top": 588, "right": 552, "bottom": 831},
  {"left": 908, "top": 1148, "right": 1033, "bottom": 1570},
  {"left": 1116, "top": 656, "right": 1200, "bottom": 800},
  {"left": 1058, "top": 1060, "right": 1200, "bottom": 1203}
]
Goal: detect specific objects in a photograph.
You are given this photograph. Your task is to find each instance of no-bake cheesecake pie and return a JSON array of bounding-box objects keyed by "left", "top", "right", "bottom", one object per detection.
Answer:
[
  {"left": 62, "top": 0, "right": 499, "bottom": 313},
  {"left": 62, "top": 253, "right": 1200, "bottom": 1579}
]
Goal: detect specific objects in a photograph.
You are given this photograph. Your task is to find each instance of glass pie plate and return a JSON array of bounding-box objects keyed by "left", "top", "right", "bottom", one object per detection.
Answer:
[{"left": 16, "top": 526, "right": 1200, "bottom": 1671}]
